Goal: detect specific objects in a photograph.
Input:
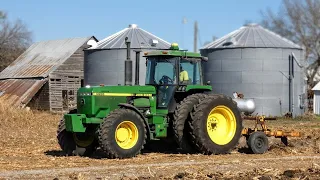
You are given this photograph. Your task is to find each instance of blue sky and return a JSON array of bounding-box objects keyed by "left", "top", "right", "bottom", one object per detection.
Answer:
[{"left": 2, "top": 0, "right": 282, "bottom": 51}]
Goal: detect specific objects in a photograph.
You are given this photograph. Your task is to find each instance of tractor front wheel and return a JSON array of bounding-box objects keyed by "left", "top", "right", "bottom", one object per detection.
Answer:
[
  {"left": 98, "top": 109, "right": 147, "bottom": 159},
  {"left": 189, "top": 94, "right": 242, "bottom": 154},
  {"left": 57, "top": 118, "right": 97, "bottom": 156}
]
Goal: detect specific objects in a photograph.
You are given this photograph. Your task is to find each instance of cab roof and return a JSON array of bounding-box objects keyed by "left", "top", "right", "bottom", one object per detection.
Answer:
[{"left": 143, "top": 43, "right": 206, "bottom": 59}]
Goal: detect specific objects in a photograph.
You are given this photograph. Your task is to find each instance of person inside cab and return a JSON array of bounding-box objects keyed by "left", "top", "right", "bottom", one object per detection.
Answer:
[{"left": 179, "top": 65, "right": 189, "bottom": 84}]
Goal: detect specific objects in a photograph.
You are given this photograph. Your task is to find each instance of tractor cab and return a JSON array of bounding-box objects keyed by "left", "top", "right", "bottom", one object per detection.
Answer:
[{"left": 144, "top": 43, "right": 209, "bottom": 107}]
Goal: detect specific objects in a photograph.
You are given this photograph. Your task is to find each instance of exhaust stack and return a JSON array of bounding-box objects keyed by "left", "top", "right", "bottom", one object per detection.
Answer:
[
  {"left": 134, "top": 51, "right": 141, "bottom": 85},
  {"left": 125, "top": 37, "right": 132, "bottom": 86}
]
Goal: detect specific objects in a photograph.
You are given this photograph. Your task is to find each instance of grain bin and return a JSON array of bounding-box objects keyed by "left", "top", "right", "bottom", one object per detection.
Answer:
[
  {"left": 84, "top": 24, "right": 170, "bottom": 86},
  {"left": 200, "top": 24, "right": 306, "bottom": 116}
]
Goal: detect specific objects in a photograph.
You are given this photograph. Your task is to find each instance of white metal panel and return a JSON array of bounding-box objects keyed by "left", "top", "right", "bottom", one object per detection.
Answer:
[
  {"left": 313, "top": 91, "right": 320, "bottom": 114},
  {"left": 207, "top": 49, "right": 241, "bottom": 60},
  {"left": 202, "top": 60, "right": 221, "bottom": 72},
  {"left": 222, "top": 59, "right": 263, "bottom": 71},
  {"left": 312, "top": 81, "right": 320, "bottom": 91}
]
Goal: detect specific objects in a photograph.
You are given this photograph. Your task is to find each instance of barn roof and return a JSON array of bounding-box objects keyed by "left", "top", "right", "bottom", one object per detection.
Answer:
[
  {"left": 201, "top": 23, "right": 302, "bottom": 50},
  {"left": 0, "top": 36, "right": 96, "bottom": 79},
  {"left": 92, "top": 24, "right": 171, "bottom": 49},
  {"left": 0, "top": 79, "right": 47, "bottom": 107}
]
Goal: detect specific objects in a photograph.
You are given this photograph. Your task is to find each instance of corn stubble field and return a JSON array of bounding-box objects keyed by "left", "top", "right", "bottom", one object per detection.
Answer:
[{"left": 0, "top": 103, "right": 320, "bottom": 179}]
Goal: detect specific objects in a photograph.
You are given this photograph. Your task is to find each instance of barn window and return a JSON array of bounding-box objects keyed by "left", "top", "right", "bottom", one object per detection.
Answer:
[
  {"left": 50, "top": 79, "right": 62, "bottom": 82},
  {"left": 81, "top": 79, "right": 84, "bottom": 87},
  {"left": 68, "top": 90, "right": 74, "bottom": 95}
]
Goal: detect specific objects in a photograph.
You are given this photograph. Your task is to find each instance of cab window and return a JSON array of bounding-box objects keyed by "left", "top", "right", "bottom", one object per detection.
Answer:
[
  {"left": 180, "top": 59, "right": 201, "bottom": 85},
  {"left": 145, "top": 56, "right": 178, "bottom": 85}
]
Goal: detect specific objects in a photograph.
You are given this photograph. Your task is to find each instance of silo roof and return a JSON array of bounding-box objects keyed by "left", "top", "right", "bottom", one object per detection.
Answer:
[
  {"left": 93, "top": 24, "right": 171, "bottom": 49},
  {"left": 201, "top": 23, "right": 302, "bottom": 50}
]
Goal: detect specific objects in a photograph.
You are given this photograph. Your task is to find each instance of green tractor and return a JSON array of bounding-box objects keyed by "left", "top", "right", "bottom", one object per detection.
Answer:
[{"left": 57, "top": 38, "right": 243, "bottom": 159}]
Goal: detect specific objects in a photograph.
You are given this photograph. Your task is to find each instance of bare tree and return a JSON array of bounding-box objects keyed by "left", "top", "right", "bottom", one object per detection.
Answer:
[
  {"left": 0, "top": 11, "right": 5, "bottom": 19},
  {"left": 0, "top": 11, "right": 32, "bottom": 71},
  {"left": 260, "top": 0, "right": 320, "bottom": 88}
]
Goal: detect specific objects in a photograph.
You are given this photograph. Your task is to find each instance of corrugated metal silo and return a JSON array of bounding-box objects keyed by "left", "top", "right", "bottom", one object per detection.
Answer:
[
  {"left": 200, "top": 24, "right": 306, "bottom": 116},
  {"left": 312, "top": 83, "right": 320, "bottom": 115},
  {"left": 84, "top": 24, "right": 171, "bottom": 86}
]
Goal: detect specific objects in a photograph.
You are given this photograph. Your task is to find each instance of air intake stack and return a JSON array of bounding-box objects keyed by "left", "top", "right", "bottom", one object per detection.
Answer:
[
  {"left": 134, "top": 50, "right": 141, "bottom": 85},
  {"left": 124, "top": 37, "right": 132, "bottom": 86}
]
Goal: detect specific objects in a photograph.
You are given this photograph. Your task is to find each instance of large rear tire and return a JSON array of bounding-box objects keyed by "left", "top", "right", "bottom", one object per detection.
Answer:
[
  {"left": 173, "top": 93, "right": 208, "bottom": 153},
  {"left": 57, "top": 118, "right": 97, "bottom": 156},
  {"left": 98, "top": 109, "right": 147, "bottom": 159},
  {"left": 189, "top": 94, "right": 242, "bottom": 154}
]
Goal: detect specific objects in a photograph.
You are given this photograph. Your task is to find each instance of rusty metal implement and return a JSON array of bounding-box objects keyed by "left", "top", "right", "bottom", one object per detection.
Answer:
[{"left": 241, "top": 115, "right": 301, "bottom": 146}]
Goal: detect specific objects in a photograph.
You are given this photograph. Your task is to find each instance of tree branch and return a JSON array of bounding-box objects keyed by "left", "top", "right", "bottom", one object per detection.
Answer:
[{"left": 0, "top": 11, "right": 32, "bottom": 71}]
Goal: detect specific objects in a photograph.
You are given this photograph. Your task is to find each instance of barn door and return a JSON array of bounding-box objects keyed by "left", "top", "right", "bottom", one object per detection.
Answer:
[{"left": 62, "top": 89, "right": 76, "bottom": 111}]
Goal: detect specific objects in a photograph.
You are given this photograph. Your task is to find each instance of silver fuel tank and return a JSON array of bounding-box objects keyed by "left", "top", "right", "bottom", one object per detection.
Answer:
[{"left": 232, "top": 98, "right": 255, "bottom": 114}]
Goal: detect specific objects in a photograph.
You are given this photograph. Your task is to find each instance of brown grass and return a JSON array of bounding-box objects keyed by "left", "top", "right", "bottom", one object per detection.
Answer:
[
  {"left": 0, "top": 102, "right": 62, "bottom": 170},
  {"left": 0, "top": 102, "right": 61, "bottom": 149}
]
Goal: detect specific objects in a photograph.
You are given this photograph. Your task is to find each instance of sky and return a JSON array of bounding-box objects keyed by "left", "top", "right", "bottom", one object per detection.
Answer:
[{"left": 2, "top": 0, "right": 282, "bottom": 51}]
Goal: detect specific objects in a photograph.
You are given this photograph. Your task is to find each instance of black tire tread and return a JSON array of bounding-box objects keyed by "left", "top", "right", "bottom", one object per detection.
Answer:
[
  {"left": 189, "top": 94, "right": 242, "bottom": 154},
  {"left": 57, "top": 118, "right": 97, "bottom": 156},
  {"left": 248, "top": 131, "right": 268, "bottom": 154},
  {"left": 57, "top": 118, "right": 76, "bottom": 156},
  {"left": 173, "top": 93, "right": 208, "bottom": 152},
  {"left": 98, "top": 108, "right": 147, "bottom": 159}
]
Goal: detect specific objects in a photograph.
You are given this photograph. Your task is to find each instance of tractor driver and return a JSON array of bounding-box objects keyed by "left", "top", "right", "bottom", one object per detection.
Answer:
[{"left": 179, "top": 65, "right": 189, "bottom": 84}]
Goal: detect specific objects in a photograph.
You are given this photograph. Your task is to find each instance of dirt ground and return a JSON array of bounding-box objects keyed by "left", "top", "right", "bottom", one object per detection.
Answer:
[{"left": 0, "top": 104, "right": 320, "bottom": 179}]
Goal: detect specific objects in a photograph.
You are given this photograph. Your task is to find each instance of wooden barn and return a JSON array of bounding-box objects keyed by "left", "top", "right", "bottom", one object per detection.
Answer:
[{"left": 0, "top": 36, "right": 98, "bottom": 112}]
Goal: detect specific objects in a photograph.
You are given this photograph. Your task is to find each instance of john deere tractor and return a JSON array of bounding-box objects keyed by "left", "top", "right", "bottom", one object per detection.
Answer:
[{"left": 57, "top": 38, "right": 243, "bottom": 159}]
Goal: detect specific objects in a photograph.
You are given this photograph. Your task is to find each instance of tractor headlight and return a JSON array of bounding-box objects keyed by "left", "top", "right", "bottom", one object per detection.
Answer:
[{"left": 80, "top": 98, "right": 85, "bottom": 105}]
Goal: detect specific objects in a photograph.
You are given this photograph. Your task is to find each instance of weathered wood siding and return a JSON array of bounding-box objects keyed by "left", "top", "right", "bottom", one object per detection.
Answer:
[
  {"left": 28, "top": 82, "right": 50, "bottom": 110},
  {"left": 49, "top": 41, "right": 92, "bottom": 112},
  {"left": 49, "top": 77, "right": 81, "bottom": 112}
]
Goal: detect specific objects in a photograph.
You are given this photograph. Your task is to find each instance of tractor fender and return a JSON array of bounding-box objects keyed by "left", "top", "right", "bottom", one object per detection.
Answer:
[{"left": 118, "top": 103, "right": 151, "bottom": 140}]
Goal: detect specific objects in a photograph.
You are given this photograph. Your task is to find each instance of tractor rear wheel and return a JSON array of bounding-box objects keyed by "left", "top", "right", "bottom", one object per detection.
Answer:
[
  {"left": 173, "top": 93, "right": 208, "bottom": 153},
  {"left": 57, "top": 118, "right": 97, "bottom": 156},
  {"left": 189, "top": 94, "right": 242, "bottom": 154},
  {"left": 98, "top": 109, "right": 147, "bottom": 159}
]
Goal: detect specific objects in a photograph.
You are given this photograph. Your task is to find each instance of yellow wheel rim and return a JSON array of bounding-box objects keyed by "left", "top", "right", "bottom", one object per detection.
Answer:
[
  {"left": 73, "top": 133, "right": 94, "bottom": 147},
  {"left": 115, "top": 121, "right": 139, "bottom": 149},
  {"left": 206, "top": 105, "right": 237, "bottom": 145}
]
